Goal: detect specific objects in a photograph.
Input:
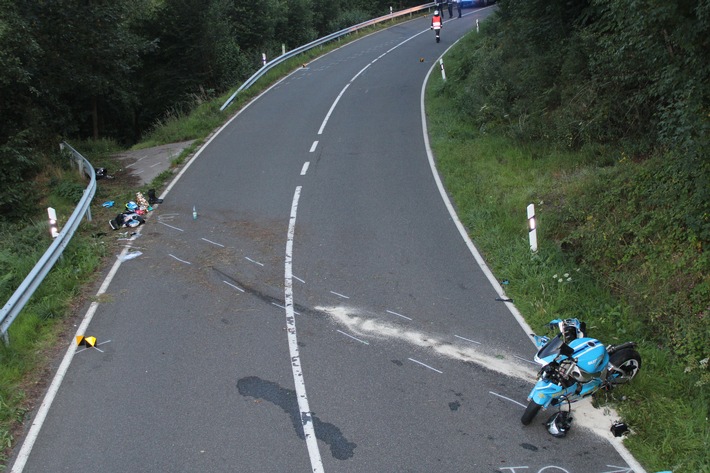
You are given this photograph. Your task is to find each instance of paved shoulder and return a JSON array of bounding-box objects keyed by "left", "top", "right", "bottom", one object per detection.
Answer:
[{"left": 113, "top": 140, "right": 194, "bottom": 186}]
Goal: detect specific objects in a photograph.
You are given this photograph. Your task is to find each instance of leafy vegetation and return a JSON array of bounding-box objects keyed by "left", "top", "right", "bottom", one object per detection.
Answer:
[
  {"left": 426, "top": 2, "right": 708, "bottom": 470},
  {"left": 0, "top": 214, "right": 109, "bottom": 467},
  {"left": 447, "top": 0, "right": 709, "bottom": 370}
]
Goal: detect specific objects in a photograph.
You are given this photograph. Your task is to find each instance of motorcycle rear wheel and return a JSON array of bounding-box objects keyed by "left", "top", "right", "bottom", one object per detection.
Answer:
[
  {"left": 608, "top": 348, "right": 642, "bottom": 385},
  {"left": 521, "top": 400, "right": 542, "bottom": 425}
]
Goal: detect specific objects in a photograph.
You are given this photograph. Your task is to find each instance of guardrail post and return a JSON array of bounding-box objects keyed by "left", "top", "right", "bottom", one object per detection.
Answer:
[
  {"left": 85, "top": 190, "right": 92, "bottom": 222},
  {"left": 61, "top": 141, "right": 87, "bottom": 178}
]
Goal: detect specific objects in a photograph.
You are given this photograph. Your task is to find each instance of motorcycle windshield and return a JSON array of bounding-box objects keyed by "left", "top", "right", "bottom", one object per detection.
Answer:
[{"left": 537, "top": 334, "right": 567, "bottom": 359}]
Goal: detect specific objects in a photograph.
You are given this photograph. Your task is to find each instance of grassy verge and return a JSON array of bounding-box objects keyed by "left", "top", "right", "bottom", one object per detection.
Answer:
[
  {"left": 426, "top": 36, "right": 708, "bottom": 473},
  {"left": 0, "top": 151, "right": 111, "bottom": 466}
]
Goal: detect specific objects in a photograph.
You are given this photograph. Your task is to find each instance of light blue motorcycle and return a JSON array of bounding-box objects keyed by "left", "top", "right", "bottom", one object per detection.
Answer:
[{"left": 521, "top": 318, "right": 642, "bottom": 431}]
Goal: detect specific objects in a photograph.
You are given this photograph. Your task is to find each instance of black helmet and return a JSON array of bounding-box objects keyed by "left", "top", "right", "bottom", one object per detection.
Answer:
[{"left": 546, "top": 411, "right": 573, "bottom": 438}]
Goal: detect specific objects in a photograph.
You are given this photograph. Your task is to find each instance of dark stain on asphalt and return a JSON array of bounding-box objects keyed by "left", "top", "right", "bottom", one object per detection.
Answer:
[
  {"left": 237, "top": 376, "right": 356, "bottom": 460},
  {"left": 449, "top": 401, "right": 461, "bottom": 411},
  {"left": 521, "top": 443, "right": 538, "bottom": 451}
]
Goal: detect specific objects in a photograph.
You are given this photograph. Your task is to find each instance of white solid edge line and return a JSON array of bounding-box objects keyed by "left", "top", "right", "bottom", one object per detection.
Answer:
[
  {"left": 11, "top": 252, "right": 127, "bottom": 472},
  {"left": 160, "top": 72, "right": 299, "bottom": 200},
  {"left": 418, "top": 45, "right": 534, "bottom": 341},
  {"left": 11, "top": 66, "right": 295, "bottom": 473},
  {"left": 418, "top": 37, "right": 647, "bottom": 473}
]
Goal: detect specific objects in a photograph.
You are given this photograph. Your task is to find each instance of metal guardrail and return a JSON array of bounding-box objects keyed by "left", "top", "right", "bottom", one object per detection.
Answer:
[
  {"left": 0, "top": 142, "right": 96, "bottom": 343},
  {"left": 220, "top": 3, "right": 436, "bottom": 111}
]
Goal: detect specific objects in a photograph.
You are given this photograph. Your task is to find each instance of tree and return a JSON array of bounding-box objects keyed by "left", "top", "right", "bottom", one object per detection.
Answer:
[
  {"left": 25, "top": 0, "right": 152, "bottom": 141},
  {"left": 0, "top": 0, "right": 44, "bottom": 220},
  {"left": 279, "top": 0, "right": 317, "bottom": 50},
  {"left": 0, "top": 0, "right": 43, "bottom": 142},
  {"left": 135, "top": 0, "right": 252, "bottom": 135}
]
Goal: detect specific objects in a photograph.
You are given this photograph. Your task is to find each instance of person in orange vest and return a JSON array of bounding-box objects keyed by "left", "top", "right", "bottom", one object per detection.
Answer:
[{"left": 431, "top": 10, "right": 443, "bottom": 43}]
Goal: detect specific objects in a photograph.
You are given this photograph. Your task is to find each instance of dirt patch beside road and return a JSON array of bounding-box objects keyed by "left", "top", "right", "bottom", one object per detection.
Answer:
[{"left": 112, "top": 140, "right": 194, "bottom": 186}]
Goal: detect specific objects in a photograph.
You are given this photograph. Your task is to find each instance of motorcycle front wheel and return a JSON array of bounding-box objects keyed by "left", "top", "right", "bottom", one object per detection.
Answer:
[{"left": 521, "top": 400, "right": 542, "bottom": 425}]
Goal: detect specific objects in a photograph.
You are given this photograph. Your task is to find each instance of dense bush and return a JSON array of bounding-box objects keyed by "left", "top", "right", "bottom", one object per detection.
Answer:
[
  {"left": 435, "top": 18, "right": 708, "bottom": 466},
  {"left": 446, "top": 0, "right": 709, "bottom": 367},
  {"left": 546, "top": 153, "right": 710, "bottom": 368},
  {"left": 0, "top": 134, "right": 41, "bottom": 221}
]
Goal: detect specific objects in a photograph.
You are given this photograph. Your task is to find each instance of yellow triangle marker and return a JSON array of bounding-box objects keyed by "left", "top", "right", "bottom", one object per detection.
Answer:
[{"left": 76, "top": 335, "right": 97, "bottom": 347}]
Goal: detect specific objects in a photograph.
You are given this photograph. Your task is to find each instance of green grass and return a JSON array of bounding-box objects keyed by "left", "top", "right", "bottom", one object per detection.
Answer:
[
  {"left": 427, "top": 40, "right": 709, "bottom": 473},
  {"left": 0, "top": 218, "right": 108, "bottom": 466}
]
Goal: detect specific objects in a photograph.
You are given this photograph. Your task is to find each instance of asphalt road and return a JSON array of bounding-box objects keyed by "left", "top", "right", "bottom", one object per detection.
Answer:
[{"left": 11, "top": 7, "right": 642, "bottom": 473}]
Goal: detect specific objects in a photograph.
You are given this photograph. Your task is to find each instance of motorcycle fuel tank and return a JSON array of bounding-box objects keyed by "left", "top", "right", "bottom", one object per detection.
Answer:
[{"left": 569, "top": 338, "right": 609, "bottom": 374}]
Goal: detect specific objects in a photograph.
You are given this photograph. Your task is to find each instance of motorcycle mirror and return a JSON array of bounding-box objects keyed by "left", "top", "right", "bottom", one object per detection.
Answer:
[{"left": 560, "top": 343, "right": 574, "bottom": 357}]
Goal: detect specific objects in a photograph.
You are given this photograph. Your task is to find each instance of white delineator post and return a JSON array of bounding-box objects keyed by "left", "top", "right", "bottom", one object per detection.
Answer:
[
  {"left": 440, "top": 58, "right": 446, "bottom": 81},
  {"left": 527, "top": 203, "right": 538, "bottom": 252},
  {"left": 262, "top": 53, "right": 266, "bottom": 66},
  {"left": 476, "top": 18, "right": 480, "bottom": 32},
  {"left": 47, "top": 207, "right": 59, "bottom": 238}
]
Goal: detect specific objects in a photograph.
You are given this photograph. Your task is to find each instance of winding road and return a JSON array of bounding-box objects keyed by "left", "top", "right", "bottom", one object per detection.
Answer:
[{"left": 11, "top": 7, "right": 643, "bottom": 473}]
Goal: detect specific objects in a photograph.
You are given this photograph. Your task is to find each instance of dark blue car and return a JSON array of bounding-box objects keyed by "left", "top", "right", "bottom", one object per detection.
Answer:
[{"left": 460, "top": 0, "right": 495, "bottom": 7}]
